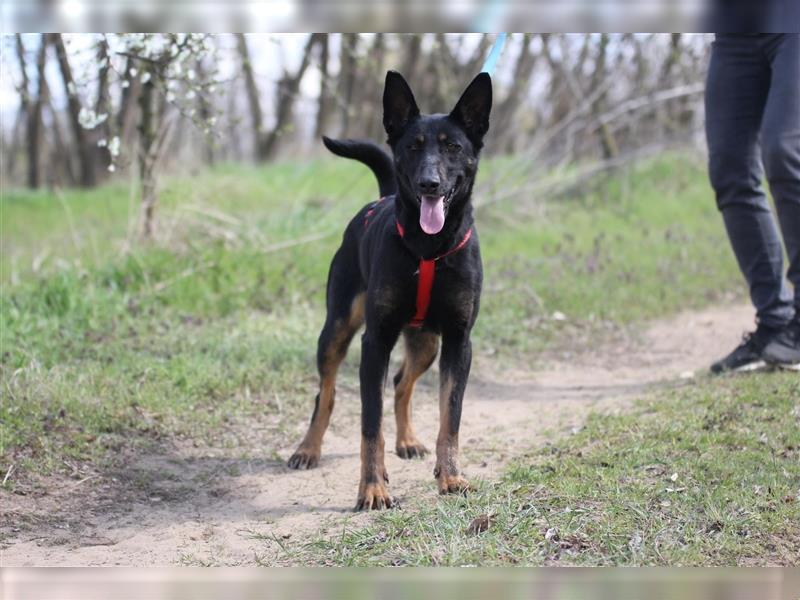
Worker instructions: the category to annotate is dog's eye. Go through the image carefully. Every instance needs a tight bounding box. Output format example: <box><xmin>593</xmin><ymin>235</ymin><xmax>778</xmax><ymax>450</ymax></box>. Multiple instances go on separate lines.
<box><xmin>446</xmin><ymin>142</ymin><xmax>461</xmax><ymax>153</ymax></box>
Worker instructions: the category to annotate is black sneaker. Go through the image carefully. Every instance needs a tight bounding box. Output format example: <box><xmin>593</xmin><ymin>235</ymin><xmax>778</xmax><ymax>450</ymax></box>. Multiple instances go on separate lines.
<box><xmin>762</xmin><ymin>317</ymin><xmax>800</xmax><ymax>371</ymax></box>
<box><xmin>710</xmin><ymin>325</ymin><xmax>779</xmax><ymax>374</ymax></box>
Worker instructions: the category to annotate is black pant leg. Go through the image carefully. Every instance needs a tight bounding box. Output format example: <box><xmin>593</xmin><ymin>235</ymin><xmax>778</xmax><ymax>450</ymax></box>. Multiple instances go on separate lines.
<box><xmin>706</xmin><ymin>34</ymin><xmax>795</xmax><ymax>328</ymax></box>
<box><xmin>762</xmin><ymin>34</ymin><xmax>800</xmax><ymax>313</ymax></box>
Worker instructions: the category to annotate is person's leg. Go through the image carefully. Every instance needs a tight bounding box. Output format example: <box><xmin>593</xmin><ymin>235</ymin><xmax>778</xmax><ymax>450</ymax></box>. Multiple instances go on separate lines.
<box><xmin>761</xmin><ymin>33</ymin><xmax>800</xmax><ymax>369</ymax></box>
<box><xmin>706</xmin><ymin>35</ymin><xmax>794</xmax><ymax>332</ymax></box>
<box><xmin>761</xmin><ymin>33</ymin><xmax>800</xmax><ymax>314</ymax></box>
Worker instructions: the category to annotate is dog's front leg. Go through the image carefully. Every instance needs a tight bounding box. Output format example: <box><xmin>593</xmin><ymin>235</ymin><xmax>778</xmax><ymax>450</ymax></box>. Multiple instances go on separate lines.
<box><xmin>355</xmin><ymin>329</ymin><xmax>395</xmax><ymax>510</ymax></box>
<box><xmin>434</xmin><ymin>329</ymin><xmax>472</xmax><ymax>494</ymax></box>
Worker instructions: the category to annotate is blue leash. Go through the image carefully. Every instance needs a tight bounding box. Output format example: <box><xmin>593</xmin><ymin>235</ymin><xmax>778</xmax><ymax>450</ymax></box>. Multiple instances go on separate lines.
<box><xmin>480</xmin><ymin>33</ymin><xmax>507</xmax><ymax>76</ymax></box>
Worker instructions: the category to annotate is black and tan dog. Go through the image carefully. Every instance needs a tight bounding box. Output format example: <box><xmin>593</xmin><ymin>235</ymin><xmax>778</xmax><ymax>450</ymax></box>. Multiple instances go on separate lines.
<box><xmin>287</xmin><ymin>70</ymin><xmax>491</xmax><ymax>510</ymax></box>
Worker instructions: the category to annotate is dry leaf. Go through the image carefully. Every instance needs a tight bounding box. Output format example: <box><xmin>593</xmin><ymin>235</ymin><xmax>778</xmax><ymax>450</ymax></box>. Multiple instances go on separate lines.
<box><xmin>466</xmin><ymin>514</ymin><xmax>493</xmax><ymax>535</ymax></box>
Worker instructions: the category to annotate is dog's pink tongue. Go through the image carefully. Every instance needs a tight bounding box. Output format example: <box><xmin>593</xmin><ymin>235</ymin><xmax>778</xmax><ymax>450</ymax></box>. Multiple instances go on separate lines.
<box><xmin>419</xmin><ymin>196</ymin><xmax>445</xmax><ymax>234</ymax></box>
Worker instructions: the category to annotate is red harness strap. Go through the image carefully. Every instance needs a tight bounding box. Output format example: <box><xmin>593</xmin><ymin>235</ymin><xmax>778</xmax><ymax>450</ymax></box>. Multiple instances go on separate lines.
<box><xmin>395</xmin><ymin>219</ymin><xmax>473</xmax><ymax>328</ymax></box>
<box><xmin>363</xmin><ymin>196</ymin><xmax>387</xmax><ymax>228</ymax></box>
<box><xmin>363</xmin><ymin>197</ymin><xmax>472</xmax><ymax>329</ymax></box>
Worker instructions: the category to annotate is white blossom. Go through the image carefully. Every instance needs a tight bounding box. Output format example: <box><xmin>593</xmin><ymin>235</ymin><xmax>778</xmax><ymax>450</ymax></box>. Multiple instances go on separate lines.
<box><xmin>121</xmin><ymin>80</ymin><xmax>130</xmax><ymax>89</ymax></box>
<box><xmin>78</xmin><ymin>108</ymin><xmax>108</xmax><ymax>130</ymax></box>
<box><xmin>127</xmin><ymin>33</ymin><xmax>145</xmax><ymax>47</ymax></box>
<box><xmin>143</xmin><ymin>36</ymin><xmax>165</xmax><ymax>57</ymax></box>
<box><xmin>107</xmin><ymin>164</ymin><xmax>116</xmax><ymax>173</ymax></box>
<box><xmin>108</xmin><ymin>136</ymin><xmax>121</xmax><ymax>158</ymax></box>
<box><xmin>140</xmin><ymin>71</ymin><xmax>151</xmax><ymax>84</ymax></box>
<box><xmin>97</xmin><ymin>138</ymin><xmax>107</xmax><ymax>147</ymax></box>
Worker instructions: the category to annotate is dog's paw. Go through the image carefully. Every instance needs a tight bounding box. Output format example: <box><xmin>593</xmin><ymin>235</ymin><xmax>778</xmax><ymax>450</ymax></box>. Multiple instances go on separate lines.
<box><xmin>287</xmin><ymin>448</ymin><xmax>320</xmax><ymax>470</ymax></box>
<box><xmin>396</xmin><ymin>439</ymin><xmax>428</xmax><ymax>460</ymax></box>
<box><xmin>436</xmin><ymin>474</ymin><xmax>471</xmax><ymax>495</ymax></box>
<box><xmin>355</xmin><ymin>482</ymin><xmax>394</xmax><ymax>511</ymax></box>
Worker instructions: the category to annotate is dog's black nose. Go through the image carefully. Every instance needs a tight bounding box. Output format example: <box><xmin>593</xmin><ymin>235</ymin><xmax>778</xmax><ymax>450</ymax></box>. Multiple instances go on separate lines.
<box><xmin>418</xmin><ymin>178</ymin><xmax>441</xmax><ymax>194</ymax></box>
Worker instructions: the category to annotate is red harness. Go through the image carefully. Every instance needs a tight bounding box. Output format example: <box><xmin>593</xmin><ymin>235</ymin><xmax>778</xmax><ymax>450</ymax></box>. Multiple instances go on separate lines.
<box><xmin>395</xmin><ymin>220</ymin><xmax>473</xmax><ymax>328</ymax></box>
<box><xmin>365</xmin><ymin>197</ymin><xmax>473</xmax><ymax>329</ymax></box>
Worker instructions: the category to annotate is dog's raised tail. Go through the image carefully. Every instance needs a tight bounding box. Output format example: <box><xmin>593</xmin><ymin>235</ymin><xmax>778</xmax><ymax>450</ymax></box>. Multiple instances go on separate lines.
<box><xmin>322</xmin><ymin>137</ymin><xmax>397</xmax><ymax>198</ymax></box>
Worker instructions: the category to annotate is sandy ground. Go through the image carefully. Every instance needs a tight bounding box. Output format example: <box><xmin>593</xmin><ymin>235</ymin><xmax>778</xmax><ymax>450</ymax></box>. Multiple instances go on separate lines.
<box><xmin>1</xmin><ymin>304</ymin><xmax>755</xmax><ymax>566</ymax></box>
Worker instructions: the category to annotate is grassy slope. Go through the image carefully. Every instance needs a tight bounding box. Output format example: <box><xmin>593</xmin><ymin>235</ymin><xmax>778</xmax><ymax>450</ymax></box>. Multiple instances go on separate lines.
<box><xmin>2</xmin><ymin>153</ymin><xmax>743</xmax><ymax>479</ymax></box>
<box><xmin>295</xmin><ymin>373</ymin><xmax>800</xmax><ymax>567</ymax></box>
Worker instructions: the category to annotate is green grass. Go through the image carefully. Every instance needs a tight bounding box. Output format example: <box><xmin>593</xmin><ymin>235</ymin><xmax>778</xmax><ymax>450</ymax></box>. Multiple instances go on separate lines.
<box><xmin>294</xmin><ymin>373</ymin><xmax>800</xmax><ymax>566</ymax></box>
<box><xmin>1</xmin><ymin>152</ymin><xmax>743</xmax><ymax>479</ymax></box>
<box><xmin>477</xmin><ymin>157</ymin><xmax>741</xmax><ymax>352</ymax></box>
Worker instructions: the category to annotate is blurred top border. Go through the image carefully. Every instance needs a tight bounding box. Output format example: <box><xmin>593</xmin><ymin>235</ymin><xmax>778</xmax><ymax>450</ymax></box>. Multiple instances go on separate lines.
<box><xmin>3</xmin><ymin>0</ymin><xmax>800</xmax><ymax>33</ymax></box>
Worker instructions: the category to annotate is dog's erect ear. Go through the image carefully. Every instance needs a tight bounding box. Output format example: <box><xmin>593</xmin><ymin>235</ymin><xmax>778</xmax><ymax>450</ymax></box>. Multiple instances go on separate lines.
<box><xmin>449</xmin><ymin>72</ymin><xmax>492</xmax><ymax>148</ymax></box>
<box><xmin>383</xmin><ymin>71</ymin><xmax>420</xmax><ymax>142</ymax></box>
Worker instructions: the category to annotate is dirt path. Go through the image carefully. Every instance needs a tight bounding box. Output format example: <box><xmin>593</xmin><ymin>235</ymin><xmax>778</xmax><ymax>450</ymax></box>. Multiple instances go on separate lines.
<box><xmin>1</xmin><ymin>304</ymin><xmax>754</xmax><ymax>566</ymax></box>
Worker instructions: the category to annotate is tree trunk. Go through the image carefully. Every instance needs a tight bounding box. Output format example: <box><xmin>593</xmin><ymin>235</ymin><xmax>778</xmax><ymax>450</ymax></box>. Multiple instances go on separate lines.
<box><xmin>463</xmin><ymin>34</ymin><xmax>491</xmax><ymax>75</ymax></box>
<box><xmin>337</xmin><ymin>34</ymin><xmax>358</xmax><ymax>138</ymax></box>
<box><xmin>314</xmin><ymin>34</ymin><xmax>332</xmax><ymax>140</ymax></box>
<box><xmin>27</xmin><ymin>35</ymin><xmax>48</xmax><ymax>189</ymax></box>
<box><xmin>365</xmin><ymin>33</ymin><xmax>387</xmax><ymax>140</ymax></box>
<box><xmin>400</xmin><ymin>34</ymin><xmax>423</xmax><ymax>81</ymax></box>
<box><xmin>94</xmin><ymin>36</ymin><xmax>111</xmax><ymax>182</ymax></box>
<box><xmin>429</xmin><ymin>34</ymin><xmax>455</xmax><ymax>113</ymax></box>
<box><xmin>117</xmin><ymin>55</ymin><xmax>142</xmax><ymax>153</ymax></box>
<box><xmin>659</xmin><ymin>34</ymin><xmax>689</xmax><ymax>133</ymax></box>
<box><xmin>261</xmin><ymin>34</ymin><xmax>319</xmax><ymax>160</ymax></box>
<box><xmin>226</xmin><ymin>78</ymin><xmax>242</xmax><ymax>162</ymax></box>
<box><xmin>51</xmin><ymin>33</ymin><xmax>97</xmax><ymax>187</ymax></box>
<box><xmin>492</xmin><ymin>34</ymin><xmax>539</xmax><ymax>152</ymax></box>
<box><xmin>660</xmin><ymin>33</ymin><xmax>683</xmax><ymax>82</ymax></box>
<box><xmin>45</xmin><ymin>97</ymin><xmax>76</xmax><ymax>186</ymax></box>
<box><xmin>138</xmin><ymin>70</ymin><xmax>158</xmax><ymax>239</ymax></box>
<box><xmin>9</xmin><ymin>35</ymin><xmax>31</xmax><ymax>183</ymax></box>
<box><xmin>14</xmin><ymin>34</ymin><xmax>30</xmax><ymax>119</ymax></box>
<box><xmin>195</xmin><ymin>58</ymin><xmax>215</xmax><ymax>165</ymax></box>
<box><xmin>235</xmin><ymin>33</ymin><xmax>265</xmax><ymax>161</ymax></box>
<box><xmin>590</xmin><ymin>34</ymin><xmax>619</xmax><ymax>160</ymax></box>
<box><xmin>540</xmin><ymin>34</ymin><xmax>571</xmax><ymax>127</ymax></box>
<box><xmin>630</xmin><ymin>33</ymin><xmax>650</xmax><ymax>92</ymax></box>
<box><xmin>5</xmin><ymin>108</ymin><xmax>25</xmax><ymax>181</ymax></box>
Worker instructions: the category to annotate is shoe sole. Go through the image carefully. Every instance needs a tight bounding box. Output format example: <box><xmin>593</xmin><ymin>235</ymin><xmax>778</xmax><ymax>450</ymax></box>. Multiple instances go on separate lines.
<box><xmin>767</xmin><ymin>361</ymin><xmax>800</xmax><ymax>372</ymax></box>
<box><xmin>763</xmin><ymin>352</ymin><xmax>800</xmax><ymax>371</ymax></box>
<box><xmin>711</xmin><ymin>361</ymin><xmax>769</xmax><ymax>375</ymax></box>
<box><xmin>730</xmin><ymin>360</ymin><xmax>768</xmax><ymax>373</ymax></box>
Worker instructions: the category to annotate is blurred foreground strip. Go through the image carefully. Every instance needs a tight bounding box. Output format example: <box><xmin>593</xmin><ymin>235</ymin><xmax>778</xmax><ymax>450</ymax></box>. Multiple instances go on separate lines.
<box><xmin>4</xmin><ymin>0</ymin><xmax>712</xmax><ymax>33</ymax></box>
<box><xmin>2</xmin><ymin>567</ymin><xmax>797</xmax><ymax>600</ymax></box>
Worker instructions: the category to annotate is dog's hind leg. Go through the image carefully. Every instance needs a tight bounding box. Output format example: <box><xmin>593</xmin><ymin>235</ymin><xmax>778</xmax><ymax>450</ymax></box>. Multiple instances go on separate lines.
<box><xmin>288</xmin><ymin>248</ymin><xmax>365</xmax><ymax>470</ymax></box>
<box><xmin>393</xmin><ymin>329</ymin><xmax>438</xmax><ymax>459</ymax></box>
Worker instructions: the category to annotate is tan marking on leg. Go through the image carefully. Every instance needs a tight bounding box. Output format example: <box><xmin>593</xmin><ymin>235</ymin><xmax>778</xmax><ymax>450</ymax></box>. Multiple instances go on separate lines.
<box><xmin>288</xmin><ymin>293</ymin><xmax>365</xmax><ymax>470</ymax></box>
<box><xmin>395</xmin><ymin>332</ymin><xmax>438</xmax><ymax>459</ymax></box>
<box><xmin>434</xmin><ymin>375</ymin><xmax>469</xmax><ymax>494</ymax></box>
<box><xmin>356</xmin><ymin>433</ymin><xmax>392</xmax><ymax>510</ymax></box>
<box><xmin>349</xmin><ymin>292</ymin><xmax>366</xmax><ymax>328</ymax></box>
